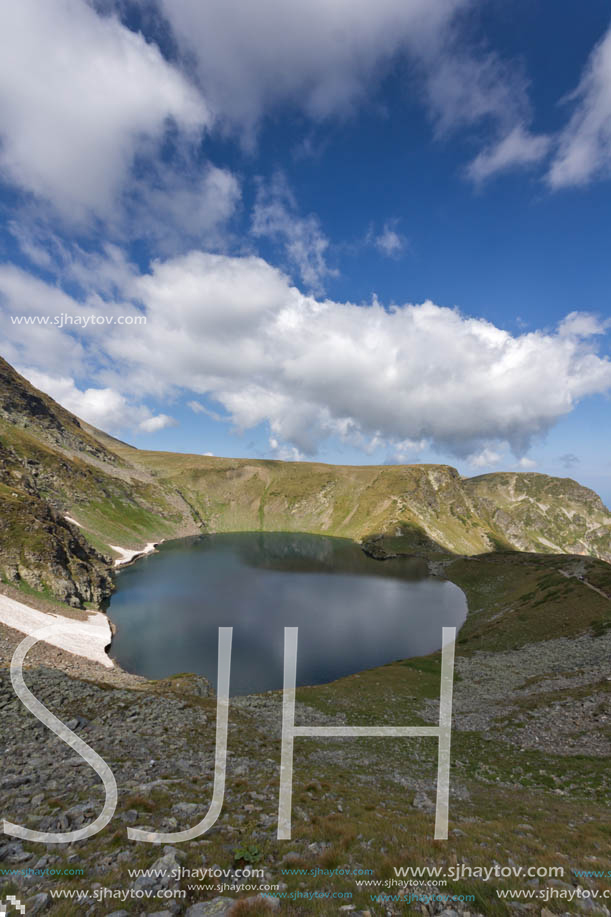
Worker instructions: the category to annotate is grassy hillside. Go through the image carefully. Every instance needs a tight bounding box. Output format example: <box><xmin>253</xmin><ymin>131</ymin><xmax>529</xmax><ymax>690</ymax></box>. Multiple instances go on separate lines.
<box><xmin>120</xmin><ymin>447</ymin><xmax>611</xmax><ymax>561</ymax></box>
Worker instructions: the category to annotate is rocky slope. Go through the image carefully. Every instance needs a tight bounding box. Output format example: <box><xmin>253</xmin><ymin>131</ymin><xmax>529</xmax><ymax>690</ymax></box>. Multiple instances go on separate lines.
<box><xmin>0</xmin><ymin>550</ymin><xmax>609</xmax><ymax>916</ymax></box>
<box><xmin>0</xmin><ymin>358</ymin><xmax>198</xmax><ymax>607</ymax></box>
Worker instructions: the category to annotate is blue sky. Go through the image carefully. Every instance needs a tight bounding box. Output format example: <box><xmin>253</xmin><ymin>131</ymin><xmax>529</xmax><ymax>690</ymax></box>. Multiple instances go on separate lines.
<box><xmin>0</xmin><ymin>0</ymin><xmax>610</xmax><ymax>503</ymax></box>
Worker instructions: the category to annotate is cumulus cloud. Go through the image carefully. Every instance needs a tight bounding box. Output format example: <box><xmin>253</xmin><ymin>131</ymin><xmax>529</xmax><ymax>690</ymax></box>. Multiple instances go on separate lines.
<box><xmin>6</xmin><ymin>252</ymin><xmax>611</xmax><ymax>458</ymax></box>
<box><xmin>468</xmin><ymin>448</ymin><xmax>503</xmax><ymax>469</ymax></box>
<box><xmin>0</xmin><ymin>261</ymin><xmax>146</xmax><ymax>376</ymax></box>
<box><xmin>557</xmin><ymin>310</ymin><xmax>610</xmax><ymax>338</ymax></box>
<box><xmin>0</xmin><ymin>0</ymin><xmax>553</xmax><ymax>237</ymax></box>
<box><xmin>0</xmin><ymin>0</ymin><xmax>208</xmax><ymax>221</ymax></box>
<box><xmin>96</xmin><ymin>252</ymin><xmax>611</xmax><ymax>457</ymax></box>
<box><xmin>138</xmin><ymin>413</ymin><xmax>178</xmax><ymax>433</ymax></box>
<box><xmin>559</xmin><ymin>453</ymin><xmax>580</xmax><ymax>469</ymax></box>
<box><xmin>548</xmin><ymin>25</ymin><xmax>611</xmax><ymax>188</ymax></box>
<box><xmin>518</xmin><ymin>457</ymin><xmax>537</xmax><ymax>469</ymax></box>
<box><xmin>251</xmin><ymin>174</ymin><xmax>336</xmax><ymax>294</ymax></box>
<box><xmin>269</xmin><ymin>437</ymin><xmax>305</xmax><ymax>462</ymax></box>
<box><xmin>18</xmin><ymin>369</ymin><xmax>175</xmax><ymax>434</ymax></box>
<box><xmin>384</xmin><ymin>439</ymin><xmax>428</xmax><ymax>464</ymax></box>
<box><xmin>467</xmin><ymin>124</ymin><xmax>551</xmax><ymax>183</ymax></box>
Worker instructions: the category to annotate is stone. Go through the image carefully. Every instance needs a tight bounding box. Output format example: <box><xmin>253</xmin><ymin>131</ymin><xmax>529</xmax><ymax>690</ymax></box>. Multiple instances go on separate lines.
<box><xmin>412</xmin><ymin>791</ymin><xmax>435</xmax><ymax>811</ymax></box>
<box><xmin>281</xmin><ymin>851</ymin><xmax>303</xmax><ymax>864</ymax></box>
<box><xmin>185</xmin><ymin>900</ymin><xmax>235</xmax><ymax>916</ymax></box>
<box><xmin>25</xmin><ymin>894</ymin><xmax>50</xmax><ymax>915</ymax></box>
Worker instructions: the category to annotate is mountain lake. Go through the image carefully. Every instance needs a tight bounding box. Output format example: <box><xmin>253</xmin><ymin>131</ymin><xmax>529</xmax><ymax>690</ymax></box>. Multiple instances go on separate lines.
<box><xmin>107</xmin><ymin>533</ymin><xmax>467</xmax><ymax>694</ymax></box>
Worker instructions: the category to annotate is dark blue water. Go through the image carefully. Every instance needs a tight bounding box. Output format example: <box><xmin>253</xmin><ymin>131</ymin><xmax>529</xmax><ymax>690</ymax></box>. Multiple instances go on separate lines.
<box><xmin>107</xmin><ymin>533</ymin><xmax>466</xmax><ymax>694</ymax></box>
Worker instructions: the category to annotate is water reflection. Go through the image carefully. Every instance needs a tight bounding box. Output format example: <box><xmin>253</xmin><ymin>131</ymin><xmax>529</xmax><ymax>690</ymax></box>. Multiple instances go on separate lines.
<box><xmin>108</xmin><ymin>533</ymin><xmax>466</xmax><ymax>694</ymax></box>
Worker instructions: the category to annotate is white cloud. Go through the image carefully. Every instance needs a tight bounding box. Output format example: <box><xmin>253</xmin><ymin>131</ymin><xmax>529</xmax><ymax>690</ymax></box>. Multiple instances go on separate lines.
<box><xmin>385</xmin><ymin>438</ymin><xmax>428</xmax><ymax>464</ymax></box>
<box><xmin>108</xmin><ymin>252</ymin><xmax>611</xmax><ymax>457</ymax></box>
<box><xmin>374</xmin><ymin>221</ymin><xmax>406</xmax><ymax>258</ymax></box>
<box><xmin>518</xmin><ymin>457</ymin><xmax>537</xmax><ymax>469</ymax></box>
<box><xmin>557</xmin><ymin>310</ymin><xmax>610</xmax><ymax>338</ymax></box>
<box><xmin>467</xmin><ymin>124</ymin><xmax>550</xmax><ymax>183</ymax></box>
<box><xmin>17</xmin><ymin>369</ymin><xmax>174</xmax><ymax>434</ymax></box>
<box><xmin>548</xmin><ymin>26</ymin><xmax>611</xmax><ymax>188</ymax></box>
<box><xmin>251</xmin><ymin>174</ymin><xmax>336</xmax><ymax>294</ymax></box>
<box><xmin>423</xmin><ymin>45</ymin><xmax>531</xmax><ymax>140</ymax></box>
<box><xmin>269</xmin><ymin>437</ymin><xmax>305</xmax><ymax>462</ymax></box>
<box><xmin>0</xmin><ymin>0</ymin><xmax>549</xmax><ymax>239</ymax></box>
<box><xmin>153</xmin><ymin>0</ymin><xmax>536</xmax><ymax>177</ymax></box>
<box><xmin>0</xmin><ymin>0</ymin><xmax>208</xmax><ymax>221</ymax></box>
<box><xmin>154</xmin><ymin>0</ymin><xmax>468</xmax><ymax>133</ymax></box>
<box><xmin>468</xmin><ymin>448</ymin><xmax>503</xmax><ymax>469</ymax></box>
<box><xmin>187</xmin><ymin>401</ymin><xmax>226</xmax><ymax>421</ymax></box>
<box><xmin>138</xmin><ymin>413</ymin><xmax>178</xmax><ymax>433</ymax></box>
<box><xmin>187</xmin><ymin>400</ymin><xmax>205</xmax><ymax>414</ymax></box>
<box><xmin>128</xmin><ymin>163</ymin><xmax>241</xmax><ymax>252</ymax></box>
<box><xmin>0</xmin><ymin>261</ymin><xmax>149</xmax><ymax>377</ymax></box>
<box><xmin>8</xmin><ymin>252</ymin><xmax>611</xmax><ymax>459</ymax></box>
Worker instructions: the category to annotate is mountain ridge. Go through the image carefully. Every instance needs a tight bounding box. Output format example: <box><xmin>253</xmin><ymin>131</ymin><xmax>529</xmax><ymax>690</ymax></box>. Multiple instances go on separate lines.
<box><xmin>0</xmin><ymin>355</ymin><xmax>609</xmax><ymax>609</ymax></box>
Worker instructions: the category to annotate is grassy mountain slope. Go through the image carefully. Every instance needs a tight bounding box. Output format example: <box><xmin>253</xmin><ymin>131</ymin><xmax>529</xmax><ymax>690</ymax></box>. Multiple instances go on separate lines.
<box><xmin>120</xmin><ymin>448</ymin><xmax>611</xmax><ymax>561</ymax></box>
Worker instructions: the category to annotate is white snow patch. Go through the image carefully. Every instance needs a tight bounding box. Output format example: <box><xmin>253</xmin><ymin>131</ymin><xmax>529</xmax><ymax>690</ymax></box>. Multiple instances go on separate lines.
<box><xmin>110</xmin><ymin>542</ymin><xmax>158</xmax><ymax>567</ymax></box>
<box><xmin>0</xmin><ymin>593</ymin><xmax>113</xmax><ymax>668</ymax></box>
<box><xmin>64</xmin><ymin>515</ymin><xmax>82</xmax><ymax>527</ymax></box>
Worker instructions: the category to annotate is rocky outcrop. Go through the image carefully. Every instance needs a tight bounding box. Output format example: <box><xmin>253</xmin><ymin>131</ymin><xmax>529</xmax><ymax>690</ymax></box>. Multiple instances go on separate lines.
<box><xmin>466</xmin><ymin>472</ymin><xmax>611</xmax><ymax>563</ymax></box>
<box><xmin>0</xmin><ymin>489</ymin><xmax>113</xmax><ymax>607</ymax></box>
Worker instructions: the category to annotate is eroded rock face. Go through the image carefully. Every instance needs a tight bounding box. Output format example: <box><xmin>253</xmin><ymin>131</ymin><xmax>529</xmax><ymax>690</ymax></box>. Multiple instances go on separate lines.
<box><xmin>465</xmin><ymin>472</ymin><xmax>611</xmax><ymax>563</ymax></box>
<box><xmin>0</xmin><ymin>485</ymin><xmax>113</xmax><ymax>608</ymax></box>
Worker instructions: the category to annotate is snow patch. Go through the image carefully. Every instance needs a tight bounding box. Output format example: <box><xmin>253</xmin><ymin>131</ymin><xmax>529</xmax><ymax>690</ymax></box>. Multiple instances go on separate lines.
<box><xmin>64</xmin><ymin>514</ymin><xmax>82</xmax><ymax>527</ymax></box>
<box><xmin>0</xmin><ymin>593</ymin><xmax>113</xmax><ymax>668</ymax></box>
<box><xmin>110</xmin><ymin>542</ymin><xmax>158</xmax><ymax>567</ymax></box>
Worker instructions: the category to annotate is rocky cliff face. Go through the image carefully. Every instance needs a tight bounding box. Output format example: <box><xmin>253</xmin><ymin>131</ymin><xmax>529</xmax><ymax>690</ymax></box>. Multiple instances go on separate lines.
<box><xmin>465</xmin><ymin>472</ymin><xmax>611</xmax><ymax>563</ymax></box>
<box><xmin>0</xmin><ymin>356</ymin><xmax>609</xmax><ymax>608</ymax></box>
<box><xmin>0</xmin><ymin>358</ymin><xmax>195</xmax><ymax>608</ymax></box>
<box><xmin>0</xmin><ymin>435</ymin><xmax>113</xmax><ymax>607</ymax></box>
